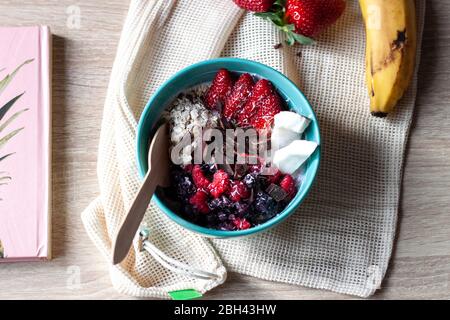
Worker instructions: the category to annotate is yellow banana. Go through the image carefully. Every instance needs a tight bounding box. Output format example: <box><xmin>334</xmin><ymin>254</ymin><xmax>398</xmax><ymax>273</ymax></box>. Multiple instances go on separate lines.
<box><xmin>359</xmin><ymin>0</ymin><xmax>417</xmax><ymax>117</ymax></box>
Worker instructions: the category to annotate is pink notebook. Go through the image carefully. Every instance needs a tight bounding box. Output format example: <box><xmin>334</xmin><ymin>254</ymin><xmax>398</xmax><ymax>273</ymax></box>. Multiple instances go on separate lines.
<box><xmin>0</xmin><ymin>26</ymin><xmax>52</xmax><ymax>261</ymax></box>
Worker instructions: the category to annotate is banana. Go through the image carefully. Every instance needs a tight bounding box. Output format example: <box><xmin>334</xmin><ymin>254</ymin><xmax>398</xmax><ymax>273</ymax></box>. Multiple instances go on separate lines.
<box><xmin>359</xmin><ymin>0</ymin><xmax>417</xmax><ymax>117</ymax></box>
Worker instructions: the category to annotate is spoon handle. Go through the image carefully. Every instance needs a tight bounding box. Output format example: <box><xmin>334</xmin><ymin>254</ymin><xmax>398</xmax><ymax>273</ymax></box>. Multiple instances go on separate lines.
<box><xmin>112</xmin><ymin>170</ymin><xmax>159</xmax><ymax>265</ymax></box>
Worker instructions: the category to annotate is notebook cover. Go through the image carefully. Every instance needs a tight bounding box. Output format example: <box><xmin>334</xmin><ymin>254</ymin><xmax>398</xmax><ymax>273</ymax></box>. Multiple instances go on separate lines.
<box><xmin>0</xmin><ymin>26</ymin><xmax>52</xmax><ymax>262</ymax></box>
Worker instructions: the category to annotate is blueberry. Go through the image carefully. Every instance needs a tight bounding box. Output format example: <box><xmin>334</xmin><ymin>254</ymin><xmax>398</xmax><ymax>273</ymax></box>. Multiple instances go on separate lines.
<box><xmin>255</xmin><ymin>175</ymin><xmax>270</xmax><ymax>191</ymax></box>
<box><xmin>171</xmin><ymin>170</ymin><xmax>183</xmax><ymax>183</ymax></box>
<box><xmin>243</xmin><ymin>173</ymin><xmax>256</xmax><ymax>188</ymax></box>
<box><xmin>218</xmin><ymin>222</ymin><xmax>236</xmax><ymax>231</ymax></box>
<box><xmin>234</xmin><ymin>202</ymin><xmax>250</xmax><ymax>217</ymax></box>
<box><xmin>184</xmin><ymin>205</ymin><xmax>194</xmax><ymax>215</ymax></box>
<box><xmin>253</xmin><ymin>191</ymin><xmax>278</xmax><ymax>223</ymax></box>
<box><xmin>205</xmin><ymin>213</ymin><xmax>217</xmax><ymax>225</ymax></box>
<box><xmin>208</xmin><ymin>196</ymin><xmax>231</xmax><ymax>211</ymax></box>
<box><xmin>184</xmin><ymin>205</ymin><xmax>200</xmax><ymax>222</ymax></box>
<box><xmin>217</xmin><ymin>211</ymin><xmax>228</xmax><ymax>222</ymax></box>
<box><xmin>208</xmin><ymin>199</ymin><xmax>220</xmax><ymax>211</ymax></box>
<box><xmin>171</xmin><ymin>168</ymin><xmax>195</xmax><ymax>199</ymax></box>
<box><xmin>177</xmin><ymin>176</ymin><xmax>195</xmax><ymax>198</ymax></box>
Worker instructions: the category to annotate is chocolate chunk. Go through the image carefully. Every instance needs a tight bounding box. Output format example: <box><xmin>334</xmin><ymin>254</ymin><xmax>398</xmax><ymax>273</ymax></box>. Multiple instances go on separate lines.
<box><xmin>266</xmin><ymin>183</ymin><xmax>288</xmax><ymax>202</ymax></box>
<box><xmin>274</xmin><ymin>43</ymin><xmax>283</xmax><ymax>49</ymax></box>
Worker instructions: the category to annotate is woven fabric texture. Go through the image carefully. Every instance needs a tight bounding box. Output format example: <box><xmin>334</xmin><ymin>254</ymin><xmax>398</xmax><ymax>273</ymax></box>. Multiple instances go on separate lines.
<box><xmin>82</xmin><ymin>0</ymin><xmax>425</xmax><ymax>298</ymax></box>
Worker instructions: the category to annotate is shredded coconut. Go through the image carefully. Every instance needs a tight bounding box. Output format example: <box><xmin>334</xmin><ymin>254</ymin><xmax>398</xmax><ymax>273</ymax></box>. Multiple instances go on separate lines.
<box><xmin>164</xmin><ymin>85</ymin><xmax>219</xmax><ymax>163</ymax></box>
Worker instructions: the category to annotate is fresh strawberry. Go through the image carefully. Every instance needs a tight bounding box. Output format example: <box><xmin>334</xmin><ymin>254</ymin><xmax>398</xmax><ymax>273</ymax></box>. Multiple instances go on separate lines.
<box><xmin>204</xmin><ymin>69</ymin><xmax>234</xmax><ymax>110</ymax></box>
<box><xmin>237</xmin><ymin>79</ymin><xmax>281</xmax><ymax>130</ymax></box>
<box><xmin>285</xmin><ymin>0</ymin><xmax>346</xmax><ymax>38</ymax></box>
<box><xmin>208</xmin><ymin>169</ymin><xmax>231</xmax><ymax>198</ymax></box>
<box><xmin>237</xmin><ymin>79</ymin><xmax>272</xmax><ymax>127</ymax></box>
<box><xmin>228</xmin><ymin>180</ymin><xmax>250</xmax><ymax>202</ymax></box>
<box><xmin>189</xmin><ymin>190</ymin><xmax>210</xmax><ymax>214</ymax></box>
<box><xmin>251</xmin><ymin>92</ymin><xmax>282</xmax><ymax>130</ymax></box>
<box><xmin>192</xmin><ymin>165</ymin><xmax>211</xmax><ymax>189</ymax></box>
<box><xmin>279</xmin><ymin>174</ymin><xmax>297</xmax><ymax>198</ymax></box>
<box><xmin>254</xmin><ymin>0</ymin><xmax>345</xmax><ymax>45</ymax></box>
<box><xmin>232</xmin><ymin>217</ymin><xmax>251</xmax><ymax>230</ymax></box>
<box><xmin>223</xmin><ymin>73</ymin><xmax>254</xmax><ymax>121</ymax></box>
<box><xmin>233</xmin><ymin>0</ymin><xmax>275</xmax><ymax>12</ymax></box>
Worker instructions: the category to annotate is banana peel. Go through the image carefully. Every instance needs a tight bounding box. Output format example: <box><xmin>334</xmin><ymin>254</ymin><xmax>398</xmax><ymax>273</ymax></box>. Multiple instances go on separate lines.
<box><xmin>359</xmin><ymin>0</ymin><xmax>417</xmax><ymax>117</ymax></box>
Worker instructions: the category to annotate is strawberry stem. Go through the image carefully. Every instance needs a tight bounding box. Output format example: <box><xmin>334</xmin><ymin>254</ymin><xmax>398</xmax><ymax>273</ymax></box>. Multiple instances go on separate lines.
<box><xmin>254</xmin><ymin>1</ymin><xmax>315</xmax><ymax>46</ymax></box>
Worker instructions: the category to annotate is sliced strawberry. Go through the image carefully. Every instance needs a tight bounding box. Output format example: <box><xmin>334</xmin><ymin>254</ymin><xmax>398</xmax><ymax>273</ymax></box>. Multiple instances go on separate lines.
<box><xmin>236</xmin><ymin>79</ymin><xmax>282</xmax><ymax>130</ymax></box>
<box><xmin>251</xmin><ymin>93</ymin><xmax>282</xmax><ymax>130</ymax></box>
<box><xmin>223</xmin><ymin>73</ymin><xmax>254</xmax><ymax>121</ymax></box>
<box><xmin>236</xmin><ymin>79</ymin><xmax>272</xmax><ymax>127</ymax></box>
<box><xmin>204</xmin><ymin>69</ymin><xmax>234</xmax><ymax>110</ymax></box>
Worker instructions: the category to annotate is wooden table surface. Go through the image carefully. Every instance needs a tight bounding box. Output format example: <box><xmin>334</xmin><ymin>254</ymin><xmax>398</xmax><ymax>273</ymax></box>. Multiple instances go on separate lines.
<box><xmin>0</xmin><ymin>0</ymin><xmax>449</xmax><ymax>300</ymax></box>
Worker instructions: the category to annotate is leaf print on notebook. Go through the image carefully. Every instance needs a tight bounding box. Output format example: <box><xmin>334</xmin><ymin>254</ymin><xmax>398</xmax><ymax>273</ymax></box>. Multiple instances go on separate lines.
<box><xmin>0</xmin><ymin>59</ymin><xmax>33</xmax><ymax>201</ymax></box>
<box><xmin>0</xmin><ymin>59</ymin><xmax>33</xmax><ymax>96</ymax></box>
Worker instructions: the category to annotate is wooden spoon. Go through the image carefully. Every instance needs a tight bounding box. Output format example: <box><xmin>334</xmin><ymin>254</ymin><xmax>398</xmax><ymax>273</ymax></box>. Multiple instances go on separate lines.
<box><xmin>112</xmin><ymin>123</ymin><xmax>171</xmax><ymax>265</ymax></box>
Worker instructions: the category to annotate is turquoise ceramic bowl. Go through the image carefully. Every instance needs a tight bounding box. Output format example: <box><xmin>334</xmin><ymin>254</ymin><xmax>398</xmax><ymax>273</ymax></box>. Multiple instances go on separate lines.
<box><xmin>136</xmin><ymin>58</ymin><xmax>320</xmax><ymax>238</ymax></box>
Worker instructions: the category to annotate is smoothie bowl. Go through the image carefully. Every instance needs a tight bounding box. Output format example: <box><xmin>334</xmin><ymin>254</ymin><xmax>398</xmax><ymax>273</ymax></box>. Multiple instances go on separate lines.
<box><xmin>136</xmin><ymin>58</ymin><xmax>320</xmax><ymax>238</ymax></box>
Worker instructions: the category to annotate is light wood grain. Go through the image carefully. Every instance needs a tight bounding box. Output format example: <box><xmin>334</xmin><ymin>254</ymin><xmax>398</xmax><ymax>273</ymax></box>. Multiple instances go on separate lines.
<box><xmin>0</xmin><ymin>0</ymin><xmax>449</xmax><ymax>300</ymax></box>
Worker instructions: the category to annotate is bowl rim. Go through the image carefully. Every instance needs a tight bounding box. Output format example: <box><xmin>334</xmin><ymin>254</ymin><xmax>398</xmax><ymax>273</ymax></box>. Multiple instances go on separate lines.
<box><xmin>136</xmin><ymin>57</ymin><xmax>321</xmax><ymax>238</ymax></box>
